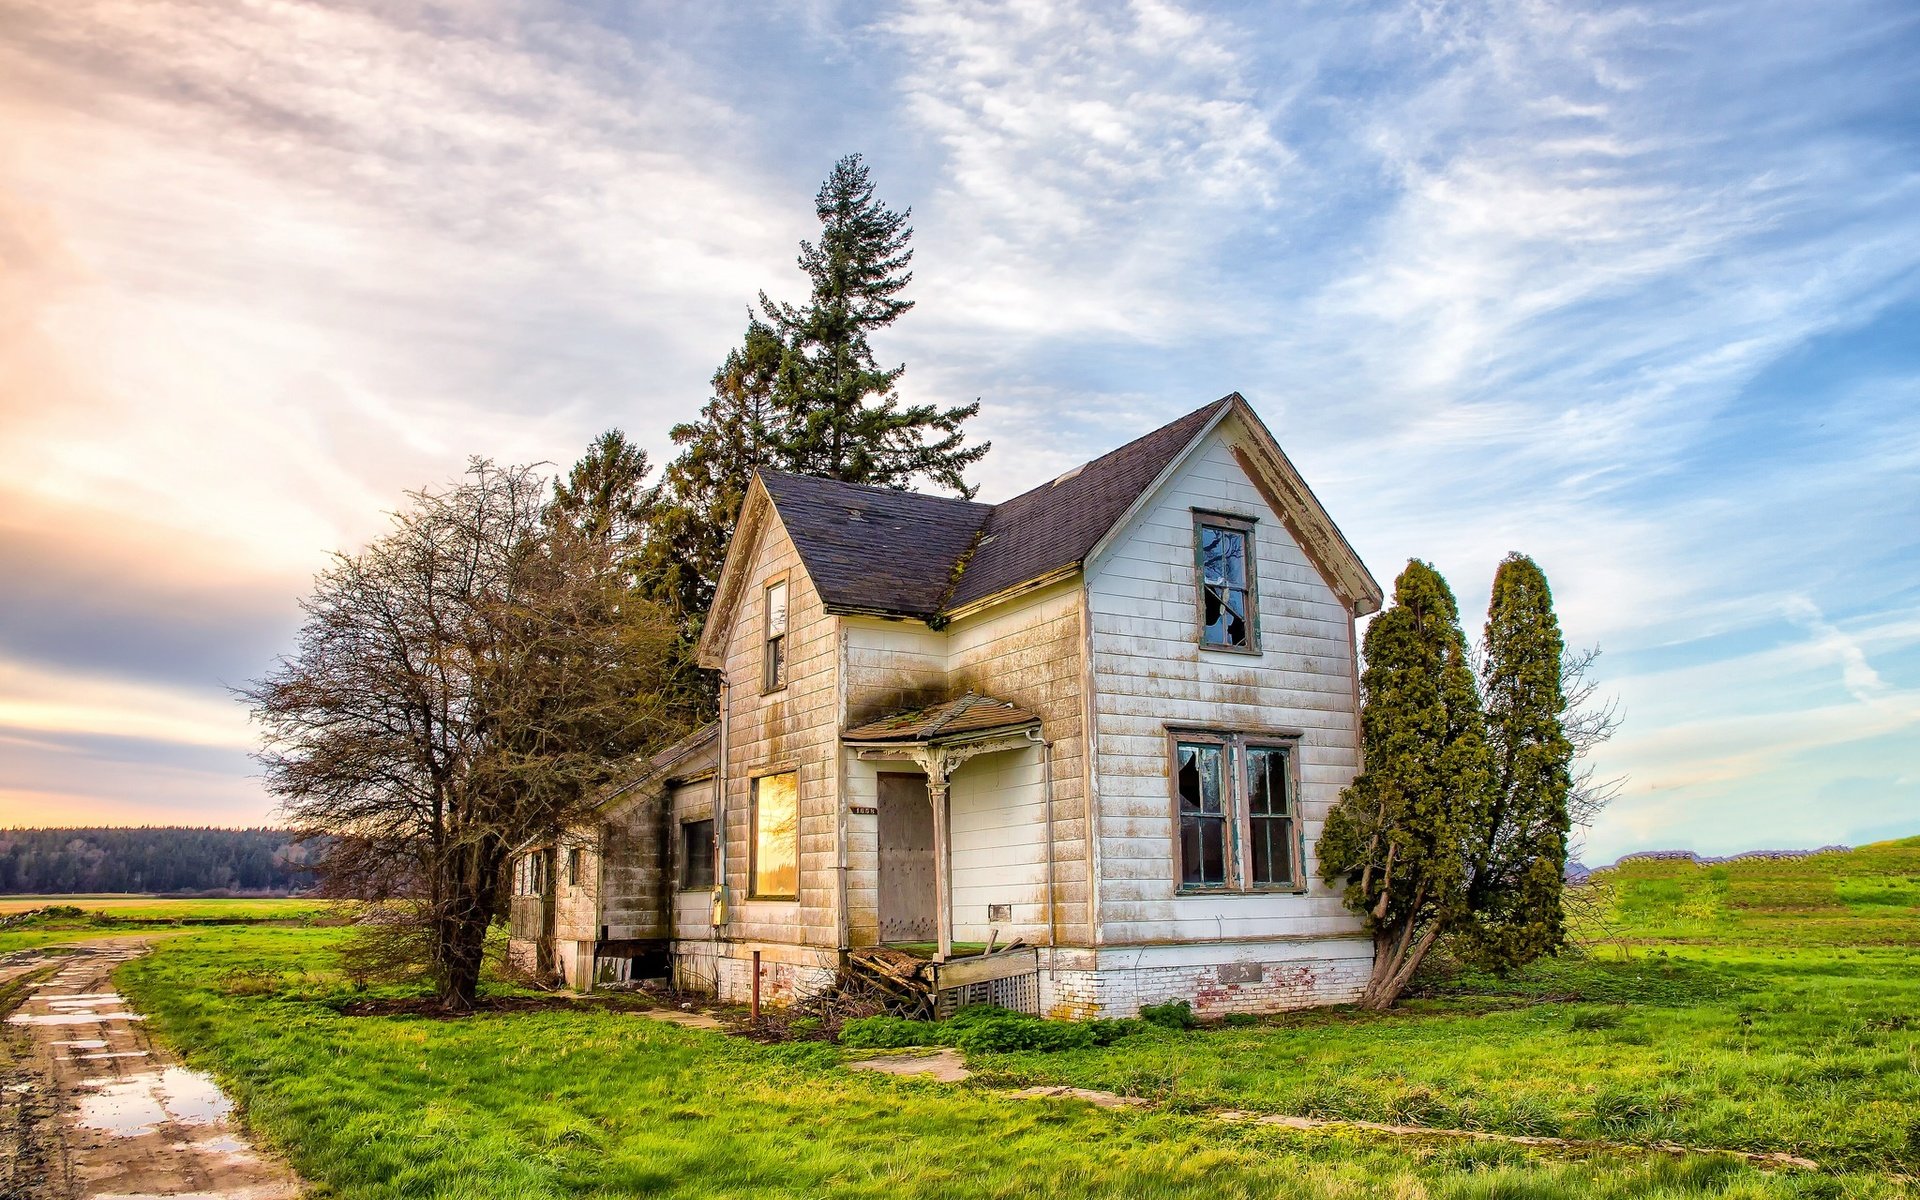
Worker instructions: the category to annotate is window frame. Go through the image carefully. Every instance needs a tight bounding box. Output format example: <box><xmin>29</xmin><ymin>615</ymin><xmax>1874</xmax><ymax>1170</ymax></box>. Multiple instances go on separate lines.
<box><xmin>748</xmin><ymin>767</ymin><xmax>800</xmax><ymax>901</ymax></box>
<box><xmin>762</xmin><ymin>574</ymin><xmax>790</xmax><ymax>694</ymax></box>
<box><xmin>678</xmin><ymin>817</ymin><xmax>716</xmax><ymax>892</ymax></box>
<box><xmin>1172</xmin><ymin>733</ymin><xmax>1235</xmax><ymax>891</ymax></box>
<box><xmin>565</xmin><ymin>846</ymin><xmax>584</xmax><ymax>888</ymax></box>
<box><xmin>1167</xmin><ymin>728</ymin><xmax>1306</xmax><ymax>896</ymax></box>
<box><xmin>1192</xmin><ymin>510</ymin><xmax>1261</xmax><ymax>654</ymax></box>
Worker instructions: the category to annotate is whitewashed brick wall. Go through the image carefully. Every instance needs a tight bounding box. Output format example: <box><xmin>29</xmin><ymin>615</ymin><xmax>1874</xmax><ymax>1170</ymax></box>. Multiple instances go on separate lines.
<box><xmin>1040</xmin><ymin>940</ymin><xmax>1371</xmax><ymax>1018</ymax></box>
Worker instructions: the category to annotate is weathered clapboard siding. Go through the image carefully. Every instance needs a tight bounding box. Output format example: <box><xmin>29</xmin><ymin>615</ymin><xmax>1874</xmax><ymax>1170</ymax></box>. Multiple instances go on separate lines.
<box><xmin>1084</xmin><ymin>415</ymin><xmax>1367</xmax><ymax>946</ymax></box>
<box><xmin>718</xmin><ymin>506</ymin><xmax>842</xmax><ymax>951</ymax></box>
<box><xmin>944</xmin><ymin>579</ymin><xmax>1089</xmax><ymax>947</ymax></box>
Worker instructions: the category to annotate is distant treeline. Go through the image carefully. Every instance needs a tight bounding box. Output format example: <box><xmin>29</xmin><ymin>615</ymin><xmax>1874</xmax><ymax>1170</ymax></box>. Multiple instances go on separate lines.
<box><xmin>0</xmin><ymin>827</ymin><xmax>318</xmax><ymax>895</ymax></box>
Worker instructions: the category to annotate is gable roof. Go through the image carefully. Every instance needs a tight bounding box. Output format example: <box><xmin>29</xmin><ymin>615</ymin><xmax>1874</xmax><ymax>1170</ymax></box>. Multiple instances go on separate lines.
<box><xmin>758</xmin><ymin>471</ymin><xmax>987</xmax><ymax>619</ymax></box>
<box><xmin>697</xmin><ymin>393</ymin><xmax>1379</xmax><ymax>665</ymax></box>
<box><xmin>947</xmin><ymin>397</ymin><xmax>1231</xmax><ymax>610</ymax></box>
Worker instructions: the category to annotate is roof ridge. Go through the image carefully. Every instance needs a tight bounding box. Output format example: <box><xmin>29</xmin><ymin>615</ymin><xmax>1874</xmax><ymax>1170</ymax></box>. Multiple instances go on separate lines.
<box><xmin>760</xmin><ymin>468</ymin><xmax>991</xmax><ymax>510</ymax></box>
<box><xmin>980</xmin><ymin>396</ymin><xmax>1234</xmax><ymax>521</ymax></box>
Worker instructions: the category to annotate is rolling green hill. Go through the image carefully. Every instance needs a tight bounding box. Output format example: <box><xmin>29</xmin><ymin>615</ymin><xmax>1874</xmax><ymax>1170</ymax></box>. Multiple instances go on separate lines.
<box><xmin>1585</xmin><ymin>836</ymin><xmax>1920</xmax><ymax>946</ymax></box>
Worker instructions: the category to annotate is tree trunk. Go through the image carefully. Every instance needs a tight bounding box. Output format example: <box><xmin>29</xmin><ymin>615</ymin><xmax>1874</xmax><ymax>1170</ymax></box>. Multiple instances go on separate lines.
<box><xmin>1357</xmin><ymin>917</ymin><xmax>1445</xmax><ymax>1010</ymax></box>
<box><xmin>436</xmin><ymin>903</ymin><xmax>490</xmax><ymax>1013</ymax></box>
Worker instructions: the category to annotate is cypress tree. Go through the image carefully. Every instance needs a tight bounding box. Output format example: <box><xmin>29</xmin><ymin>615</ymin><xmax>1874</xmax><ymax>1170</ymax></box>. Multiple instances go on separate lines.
<box><xmin>1462</xmin><ymin>553</ymin><xmax>1574</xmax><ymax>966</ymax></box>
<box><xmin>1318</xmin><ymin>560</ymin><xmax>1495</xmax><ymax>1009</ymax></box>
<box><xmin>762</xmin><ymin>153</ymin><xmax>988</xmax><ymax>495</ymax></box>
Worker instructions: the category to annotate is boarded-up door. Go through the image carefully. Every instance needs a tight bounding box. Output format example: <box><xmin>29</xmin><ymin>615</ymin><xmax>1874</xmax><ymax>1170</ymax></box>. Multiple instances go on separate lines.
<box><xmin>878</xmin><ymin>773</ymin><xmax>936</xmax><ymax>944</ymax></box>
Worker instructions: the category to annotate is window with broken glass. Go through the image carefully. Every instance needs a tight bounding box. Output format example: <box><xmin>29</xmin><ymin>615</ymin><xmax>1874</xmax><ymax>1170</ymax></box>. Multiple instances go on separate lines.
<box><xmin>1173</xmin><ymin>733</ymin><xmax>1301</xmax><ymax>892</ymax></box>
<box><xmin>1195</xmin><ymin>513</ymin><xmax>1258</xmax><ymax>650</ymax></box>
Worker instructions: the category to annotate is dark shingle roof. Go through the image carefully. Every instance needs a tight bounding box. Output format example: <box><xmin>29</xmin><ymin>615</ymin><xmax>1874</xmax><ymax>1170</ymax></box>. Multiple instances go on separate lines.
<box><xmin>760</xmin><ymin>396</ymin><xmax>1233</xmax><ymax>620</ymax></box>
<box><xmin>946</xmin><ymin>398</ymin><xmax>1231</xmax><ymax>609</ymax></box>
<box><xmin>844</xmin><ymin>692</ymin><xmax>1041</xmax><ymax>743</ymax></box>
<box><xmin>759</xmin><ymin>471</ymin><xmax>987</xmax><ymax>618</ymax></box>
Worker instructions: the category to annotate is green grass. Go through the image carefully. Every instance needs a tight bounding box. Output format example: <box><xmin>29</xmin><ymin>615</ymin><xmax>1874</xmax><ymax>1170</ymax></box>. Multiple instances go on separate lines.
<box><xmin>0</xmin><ymin>894</ymin><xmax>327</xmax><ymax>920</ymax></box>
<box><xmin>64</xmin><ymin>840</ymin><xmax>1920</xmax><ymax>1198</ymax></box>
<box><xmin>0</xmin><ymin>895</ymin><xmax>329</xmax><ymax>955</ymax></box>
<box><xmin>121</xmin><ymin>926</ymin><xmax>1914</xmax><ymax>1200</ymax></box>
<box><xmin>976</xmin><ymin>838</ymin><xmax>1920</xmax><ymax>1174</ymax></box>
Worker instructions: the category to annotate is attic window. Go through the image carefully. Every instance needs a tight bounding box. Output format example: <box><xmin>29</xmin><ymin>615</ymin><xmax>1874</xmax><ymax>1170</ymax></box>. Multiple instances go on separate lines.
<box><xmin>1051</xmin><ymin>464</ymin><xmax>1085</xmax><ymax>486</ymax></box>
<box><xmin>1195</xmin><ymin>512</ymin><xmax>1259</xmax><ymax>652</ymax></box>
<box><xmin>763</xmin><ymin>577</ymin><xmax>789</xmax><ymax>692</ymax></box>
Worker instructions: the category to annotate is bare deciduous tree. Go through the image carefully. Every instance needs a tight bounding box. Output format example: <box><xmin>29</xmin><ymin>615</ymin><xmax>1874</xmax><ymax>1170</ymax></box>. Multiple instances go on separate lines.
<box><xmin>245</xmin><ymin>460</ymin><xmax>690</xmax><ymax>1011</ymax></box>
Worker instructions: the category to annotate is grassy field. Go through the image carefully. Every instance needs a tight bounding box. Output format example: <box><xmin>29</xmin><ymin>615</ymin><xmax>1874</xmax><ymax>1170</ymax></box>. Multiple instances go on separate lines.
<box><xmin>0</xmin><ymin>895</ymin><xmax>326</xmax><ymax>955</ymax></box>
<box><xmin>0</xmin><ymin>894</ymin><xmax>326</xmax><ymax>919</ymax></box>
<box><xmin>973</xmin><ymin>838</ymin><xmax>1920</xmax><ymax>1171</ymax></box>
<box><xmin>13</xmin><ymin>839</ymin><xmax>1915</xmax><ymax>1198</ymax></box>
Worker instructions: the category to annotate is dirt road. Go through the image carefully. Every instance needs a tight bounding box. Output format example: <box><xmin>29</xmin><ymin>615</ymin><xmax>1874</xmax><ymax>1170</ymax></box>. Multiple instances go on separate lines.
<box><xmin>1</xmin><ymin>938</ymin><xmax>305</xmax><ymax>1199</ymax></box>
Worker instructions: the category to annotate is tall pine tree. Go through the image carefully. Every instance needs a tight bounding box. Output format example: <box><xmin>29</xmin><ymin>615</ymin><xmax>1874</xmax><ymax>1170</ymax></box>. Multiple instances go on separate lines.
<box><xmin>1318</xmin><ymin>560</ymin><xmax>1495</xmax><ymax>1009</ymax></box>
<box><xmin>644</xmin><ymin>154</ymin><xmax>989</xmax><ymax>634</ymax></box>
<box><xmin>641</xmin><ymin>318</ymin><xmax>788</xmax><ymax>624</ymax></box>
<box><xmin>1461</xmin><ymin>553</ymin><xmax>1573</xmax><ymax>966</ymax></box>
<box><xmin>550</xmin><ymin>428</ymin><xmax>653</xmax><ymax>547</ymax></box>
<box><xmin>761</xmin><ymin>153</ymin><xmax>988</xmax><ymax>495</ymax></box>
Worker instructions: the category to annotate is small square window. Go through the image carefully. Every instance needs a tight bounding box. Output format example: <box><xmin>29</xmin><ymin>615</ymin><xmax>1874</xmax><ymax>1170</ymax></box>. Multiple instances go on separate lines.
<box><xmin>1171</xmin><ymin>733</ymin><xmax>1303</xmax><ymax>894</ymax></box>
<box><xmin>679</xmin><ymin>819</ymin><xmax>716</xmax><ymax>891</ymax></box>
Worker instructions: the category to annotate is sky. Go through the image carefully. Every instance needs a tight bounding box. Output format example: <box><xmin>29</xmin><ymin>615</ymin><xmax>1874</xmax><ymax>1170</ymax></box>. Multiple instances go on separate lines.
<box><xmin>0</xmin><ymin>0</ymin><xmax>1915</xmax><ymax>864</ymax></box>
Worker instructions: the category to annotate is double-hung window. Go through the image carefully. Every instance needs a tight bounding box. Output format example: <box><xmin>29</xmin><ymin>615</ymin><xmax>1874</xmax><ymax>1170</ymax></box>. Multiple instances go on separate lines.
<box><xmin>1195</xmin><ymin>513</ymin><xmax>1258</xmax><ymax>651</ymax></box>
<box><xmin>763</xmin><ymin>578</ymin><xmax>789</xmax><ymax>692</ymax></box>
<box><xmin>1173</xmin><ymin>732</ymin><xmax>1301</xmax><ymax>892</ymax></box>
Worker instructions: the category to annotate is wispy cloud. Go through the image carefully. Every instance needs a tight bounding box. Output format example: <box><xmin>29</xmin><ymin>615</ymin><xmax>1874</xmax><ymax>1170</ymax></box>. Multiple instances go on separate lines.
<box><xmin>0</xmin><ymin>0</ymin><xmax>1915</xmax><ymax>851</ymax></box>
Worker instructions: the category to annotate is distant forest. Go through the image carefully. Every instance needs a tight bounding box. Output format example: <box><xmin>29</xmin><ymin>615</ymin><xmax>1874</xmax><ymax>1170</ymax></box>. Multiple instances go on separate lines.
<box><xmin>0</xmin><ymin>827</ymin><xmax>317</xmax><ymax>895</ymax></box>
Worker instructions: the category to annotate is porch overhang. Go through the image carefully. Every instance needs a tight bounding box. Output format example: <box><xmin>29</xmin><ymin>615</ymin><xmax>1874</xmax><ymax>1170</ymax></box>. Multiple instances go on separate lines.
<box><xmin>843</xmin><ymin>692</ymin><xmax>1041</xmax><ymax>963</ymax></box>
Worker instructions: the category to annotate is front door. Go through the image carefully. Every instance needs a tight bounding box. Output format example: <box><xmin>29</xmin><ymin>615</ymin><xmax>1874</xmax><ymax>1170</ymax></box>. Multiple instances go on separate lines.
<box><xmin>877</xmin><ymin>772</ymin><xmax>936</xmax><ymax>944</ymax></box>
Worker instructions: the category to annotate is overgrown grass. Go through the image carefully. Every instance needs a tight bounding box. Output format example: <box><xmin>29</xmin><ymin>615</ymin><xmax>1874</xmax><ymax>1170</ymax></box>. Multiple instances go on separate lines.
<box><xmin>122</xmin><ymin>926</ymin><xmax>1914</xmax><ymax>1200</ymax></box>
<box><xmin>976</xmin><ymin>838</ymin><xmax>1920</xmax><ymax>1172</ymax></box>
<box><xmin>59</xmin><ymin>839</ymin><xmax>1920</xmax><ymax>1197</ymax></box>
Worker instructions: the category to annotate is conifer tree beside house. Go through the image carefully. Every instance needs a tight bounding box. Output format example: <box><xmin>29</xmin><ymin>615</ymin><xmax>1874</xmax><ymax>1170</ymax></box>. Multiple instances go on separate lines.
<box><xmin>1462</xmin><ymin>553</ymin><xmax>1575</xmax><ymax>966</ymax></box>
<box><xmin>550</xmin><ymin>428</ymin><xmax>654</xmax><ymax>549</ymax></box>
<box><xmin>762</xmin><ymin>152</ymin><xmax>987</xmax><ymax>495</ymax></box>
<box><xmin>1318</xmin><ymin>559</ymin><xmax>1496</xmax><ymax>1009</ymax></box>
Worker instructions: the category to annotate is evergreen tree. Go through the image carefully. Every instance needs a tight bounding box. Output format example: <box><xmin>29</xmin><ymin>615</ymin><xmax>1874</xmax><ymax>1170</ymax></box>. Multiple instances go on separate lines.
<box><xmin>643</xmin><ymin>154</ymin><xmax>989</xmax><ymax>640</ymax></box>
<box><xmin>1318</xmin><ymin>560</ymin><xmax>1495</xmax><ymax>1009</ymax></box>
<box><xmin>1461</xmin><ymin>553</ymin><xmax>1574</xmax><ymax>965</ymax></box>
<box><xmin>761</xmin><ymin>153</ymin><xmax>988</xmax><ymax>495</ymax></box>
<box><xmin>641</xmin><ymin>318</ymin><xmax>788</xmax><ymax>624</ymax></box>
<box><xmin>550</xmin><ymin>429</ymin><xmax>653</xmax><ymax>547</ymax></box>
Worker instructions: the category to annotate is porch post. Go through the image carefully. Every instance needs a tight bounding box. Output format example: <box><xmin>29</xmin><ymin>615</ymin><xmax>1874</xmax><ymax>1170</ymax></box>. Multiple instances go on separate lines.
<box><xmin>927</xmin><ymin>763</ymin><xmax>953</xmax><ymax>963</ymax></box>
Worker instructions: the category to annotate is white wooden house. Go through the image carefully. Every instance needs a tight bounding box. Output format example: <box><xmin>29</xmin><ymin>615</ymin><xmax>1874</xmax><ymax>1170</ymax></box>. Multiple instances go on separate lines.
<box><xmin>508</xmin><ymin>394</ymin><xmax>1384</xmax><ymax>1017</ymax></box>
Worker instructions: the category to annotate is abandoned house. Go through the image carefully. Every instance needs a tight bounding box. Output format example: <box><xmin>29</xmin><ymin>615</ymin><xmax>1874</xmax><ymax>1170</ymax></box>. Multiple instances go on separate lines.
<box><xmin>507</xmin><ymin>393</ymin><xmax>1386</xmax><ymax>1018</ymax></box>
